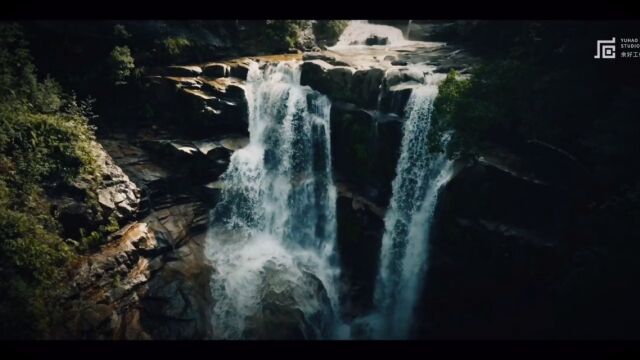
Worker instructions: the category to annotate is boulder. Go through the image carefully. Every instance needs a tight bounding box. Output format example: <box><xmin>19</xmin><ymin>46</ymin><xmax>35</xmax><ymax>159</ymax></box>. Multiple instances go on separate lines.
<box><xmin>351</xmin><ymin>68</ymin><xmax>385</xmax><ymax>109</ymax></box>
<box><xmin>228</xmin><ymin>58</ymin><xmax>254</xmax><ymax>80</ymax></box>
<box><xmin>300</xmin><ymin>59</ymin><xmax>333</xmax><ymax>94</ymax></box>
<box><xmin>202</xmin><ymin>63</ymin><xmax>230</xmax><ymax>78</ymax></box>
<box><xmin>365</xmin><ymin>35</ymin><xmax>389</xmax><ymax>46</ymax></box>
<box><xmin>330</xmin><ymin>102</ymin><xmax>403</xmax><ymax>203</ymax></box>
<box><xmin>140</xmin><ymin>139</ymin><xmax>235</xmax><ymax>186</ymax></box>
<box><xmin>175</xmin><ymin>87</ymin><xmax>249</xmax><ymax>135</ymax></box>
<box><xmin>379</xmin><ymin>82</ymin><xmax>421</xmax><ymax>116</ymax></box>
<box><xmin>49</xmin><ymin>142</ymin><xmax>140</xmax><ymax>238</ymax></box>
<box><xmin>93</xmin><ymin>142</ymin><xmax>141</xmax><ymax>220</ymax></box>
<box><xmin>326</xmin><ymin>66</ymin><xmax>355</xmax><ymax>99</ymax></box>
<box><xmin>300</xmin><ymin>60</ymin><xmax>356</xmax><ymax>103</ymax></box>
<box><xmin>242</xmin><ymin>264</ymin><xmax>333</xmax><ymax>340</ymax></box>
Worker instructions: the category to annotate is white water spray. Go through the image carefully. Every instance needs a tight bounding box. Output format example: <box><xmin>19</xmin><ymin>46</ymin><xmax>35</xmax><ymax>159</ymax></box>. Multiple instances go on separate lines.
<box><xmin>332</xmin><ymin>20</ymin><xmax>409</xmax><ymax>48</ymax></box>
<box><xmin>206</xmin><ymin>61</ymin><xmax>341</xmax><ymax>339</ymax></box>
<box><xmin>364</xmin><ymin>78</ymin><xmax>453</xmax><ymax>339</ymax></box>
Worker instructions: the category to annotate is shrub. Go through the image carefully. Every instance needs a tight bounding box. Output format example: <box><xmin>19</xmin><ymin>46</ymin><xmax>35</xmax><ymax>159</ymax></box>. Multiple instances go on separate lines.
<box><xmin>312</xmin><ymin>20</ymin><xmax>348</xmax><ymax>46</ymax></box>
<box><xmin>161</xmin><ymin>36</ymin><xmax>191</xmax><ymax>57</ymax></box>
<box><xmin>108</xmin><ymin>45</ymin><xmax>135</xmax><ymax>83</ymax></box>
<box><xmin>0</xmin><ymin>23</ymin><xmax>102</xmax><ymax>338</ymax></box>
<box><xmin>262</xmin><ymin>20</ymin><xmax>310</xmax><ymax>52</ymax></box>
<box><xmin>113</xmin><ymin>24</ymin><xmax>131</xmax><ymax>41</ymax></box>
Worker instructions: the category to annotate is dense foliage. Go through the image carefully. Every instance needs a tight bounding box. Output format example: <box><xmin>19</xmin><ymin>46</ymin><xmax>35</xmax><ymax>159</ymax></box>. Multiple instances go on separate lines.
<box><xmin>431</xmin><ymin>21</ymin><xmax>640</xmax><ymax>336</ymax></box>
<box><xmin>0</xmin><ymin>23</ymin><xmax>102</xmax><ymax>338</ymax></box>
<box><xmin>434</xmin><ymin>21</ymin><xmax>640</xmax><ymax>185</ymax></box>
<box><xmin>108</xmin><ymin>45</ymin><xmax>135</xmax><ymax>83</ymax></box>
<box><xmin>313</xmin><ymin>20</ymin><xmax>349</xmax><ymax>46</ymax></box>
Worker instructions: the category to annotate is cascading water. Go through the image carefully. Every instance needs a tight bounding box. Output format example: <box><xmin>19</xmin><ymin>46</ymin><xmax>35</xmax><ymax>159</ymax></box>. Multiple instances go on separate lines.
<box><xmin>205</xmin><ymin>61</ymin><xmax>342</xmax><ymax>339</ymax></box>
<box><xmin>359</xmin><ymin>77</ymin><xmax>454</xmax><ymax>339</ymax></box>
<box><xmin>332</xmin><ymin>20</ymin><xmax>409</xmax><ymax>48</ymax></box>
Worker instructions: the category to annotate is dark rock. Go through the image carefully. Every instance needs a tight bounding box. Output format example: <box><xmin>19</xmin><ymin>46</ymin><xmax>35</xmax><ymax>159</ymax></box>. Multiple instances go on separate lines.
<box><xmin>202</xmin><ymin>63</ymin><xmax>230</xmax><ymax>78</ymax></box>
<box><xmin>379</xmin><ymin>82</ymin><xmax>421</xmax><ymax>116</ymax></box>
<box><xmin>365</xmin><ymin>35</ymin><xmax>388</xmax><ymax>46</ymax></box>
<box><xmin>140</xmin><ymin>232</ymin><xmax>213</xmax><ymax>340</ymax></box>
<box><xmin>140</xmin><ymin>139</ymin><xmax>233</xmax><ymax>186</ymax></box>
<box><xmin>76</xmin><ymin>304</ymin><xmax>117</xmax><ymax>335</ymax></box>
<box><xmin>414</xmin><ymin>156</ymin><xmax>578</xmax><ymax>339</ymax></box>
<box><xmin>242</xmin><ymin>265</ymin><xmax>333</xmax><ymax>340</ymax></box>
<box><xmin>335</xmin><ymin>187</ymin><xmax>385</xmax><ymax>319</ymax></box>
<box><xmin>49</xmin><ymin>141</ymin><xmax>140</xmax><ymax>238</ymax></box>
<box><xmin>330</xmin><ymin>102</ymin><xmax>403</xmax><ymax>204</ymax></box>
<box><xmin>54</xmin><ymin>198</ymin><xmax>97</xmax><ymax>238</ymax></box>
<box><xmin>300</xmin><ymin>60</ymin><xmax>355</xmax><ymax>103</ymax></box>
<box><xmin>301</xmin><ymin>59</ymin><xmax>333</xmax><ymax>92</ymax></box>
<box><xmin>330</xmin><ymin>102</ymin><xmax>377</xmax><ymax>186</ymax></box>
<box><xmin>351</xmin><ymin>68</ymin><xmax>385</xmax><ymax>108</ymax></box>
<box><xmin>228</xmin><ymin>59</ymin><xmax>253</xmax><ymax>80</ymax></box>
<box><xmin>162</xmin><ymin>65</ymin><xmax>203</xmax><ymax>77</ymax></box>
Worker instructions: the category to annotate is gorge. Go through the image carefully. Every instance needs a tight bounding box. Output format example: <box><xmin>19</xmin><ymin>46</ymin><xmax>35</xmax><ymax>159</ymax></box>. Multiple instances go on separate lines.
<box><xmin>2</xmin><ymin>19</ymin><xmax>640</xmax><ymax>340</ymax></box>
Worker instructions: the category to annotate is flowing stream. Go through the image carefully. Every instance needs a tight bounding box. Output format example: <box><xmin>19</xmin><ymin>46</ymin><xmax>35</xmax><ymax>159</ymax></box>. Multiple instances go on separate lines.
<box><xmin>205</xmin><ymin>61</ymin><xmax>341</xmax><ymax>339</ymax></box>
<box><xmin>332</xmin><ymin>20</ymin><xmax>409</xmax><ymax>48</ymax></box>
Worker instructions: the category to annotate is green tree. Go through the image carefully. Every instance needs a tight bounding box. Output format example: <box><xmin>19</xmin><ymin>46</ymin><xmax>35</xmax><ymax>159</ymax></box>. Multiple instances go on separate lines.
<box><xmin>312</xmin><ymin>20</ymin><xmax>348</xmax><ymax>46</ymax></box>
<box><xmin>0</xmin><ymin>22</ymin><xmax>102</xmax><ymax>338</ymax></box>
<box><xmin>108</xmin><ymin>45</ymin><xmax>135</xmax><ymax>83</ymax></box>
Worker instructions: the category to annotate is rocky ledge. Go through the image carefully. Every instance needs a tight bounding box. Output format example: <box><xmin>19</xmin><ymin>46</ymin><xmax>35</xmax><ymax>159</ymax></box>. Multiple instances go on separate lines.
<box><xmin>53</xmin><ymin>126</ymin><xmax>249</xmax><ymax>339</ymax></box>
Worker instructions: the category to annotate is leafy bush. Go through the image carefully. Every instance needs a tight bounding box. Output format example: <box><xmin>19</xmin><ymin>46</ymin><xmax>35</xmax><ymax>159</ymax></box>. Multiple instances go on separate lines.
<box><xmin>108</xmin><ymin>45</ymin><xmax>135</xmax><ymax>83</ymax></box>
<box><xmin>0</xmin><ymin>23</ymin><xmax>102</xmax><ymax>338</ymax></box>
<box><xmin>262</xmin><ymin>20</ymin><xmax>310</xmax><ymax>52</ymax></box>
<box><xmin>161</xmin><ymin>36</ymin><xmax>191</xmax><ymax>57</ymax></box>
<box><xmin>312</xmin><ymin>20</ymin><xmax>348</xmax><ymax>46</ymax></box>
<box><xmin>113</xmin><ymin>24</ymin><xmax>131</xmax><ymax>41</ymax></box>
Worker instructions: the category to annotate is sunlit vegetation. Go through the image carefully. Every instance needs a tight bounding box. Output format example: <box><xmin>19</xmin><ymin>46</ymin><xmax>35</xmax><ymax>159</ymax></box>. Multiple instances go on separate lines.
<box><xmin>0</xmin><ymin>23</ymin><xmax>104</xmax><ymax>338</ymax></box>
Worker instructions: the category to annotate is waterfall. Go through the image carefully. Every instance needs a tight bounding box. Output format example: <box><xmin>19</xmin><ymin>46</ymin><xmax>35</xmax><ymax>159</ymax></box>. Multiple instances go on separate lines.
<box><xmin>205</xmin><ymin>61</ymin><xmax>341</xmax><ymax>339</ymax></box>
<box><xmin>332</xmin><ymin>20</ymin><xmax>409</xmax><ymax>48</ymax></box>
<box><xmin>365</xmin><ymin>79</ymin><xmax>454</xmax><ymax>339</ymax></box>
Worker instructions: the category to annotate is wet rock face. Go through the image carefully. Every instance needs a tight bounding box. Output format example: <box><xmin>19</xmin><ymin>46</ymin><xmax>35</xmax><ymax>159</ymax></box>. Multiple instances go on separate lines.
<box><xmin>202</xmin><ymin>63</ymin><xmax>230</xmax><ymax>78</ymax></box>
<box><xmin>352</xmin><ymin>67</ymin><xmax>385</xmax><ymax>109</ymax></box>
<box><xmin>414</xmin><ymin>145</ymin><xmax>589</xmax><ymax>339</ymax></box>
<box><xmin>54</xmin><ymin>124</ymin><xmax>249</xmax><ymax>339</ymax></box>
<box><xmin>58</xmin><ymin>222</ymin><xmax>158</xmax><ymax>339</ymax></box>
<box><xmin>144</xmin><ymin>59</ymin><xmax>255</xmax><ymax>138</ymax></box>
<box><xmin>139</xmin><ymin>138</ymin><xmax>243</xmax><ymax>186</ymax></box>
<box><xmin>330</xmin><ymin>102</ymin><xmax>403</xmax><ymax>205</ymax></box>
<box><xmin>242</xmin><ymin>265</ymin><xmax>334</xmax><ymax>340</ymax></box>
<box><xmin>335</xmin><ymin>189</ymin><xmax>384</xmax><ymax>320</ymax></box>
<box><xmin>93</xmin><ymin>142</ymin><xmax>141</xmax><ymax>220</ymax></box>
<box><xmin>140</xmin><ymin>230</ymin><xmax>213</xmax><ymax>340</ymax></box>
<box><xmin>300</xmin><ymin>60</ymin><xmax>387</xmax><ymax>109</ymax></box>
<box><xmin>50</xmin><ymin>141</ymin><xmax>141</xmax><ymax>238</ymax></box>
<box><xmin>57</xmin><ymin>200</ymin><xmax>212</xmax><ymax>340</ymax></box>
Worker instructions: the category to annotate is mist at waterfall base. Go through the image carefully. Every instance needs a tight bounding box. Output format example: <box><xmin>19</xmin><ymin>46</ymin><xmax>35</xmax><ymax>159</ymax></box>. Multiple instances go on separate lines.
<box><xmin>205</xmin><ymin>62</ymin><xmax>346</xmax><ymax>339</ymax></box>
<box><xmin>351</xmin><ymin>82</ymin><xmax>453</xmax><ymax>340</ymax></box>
